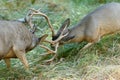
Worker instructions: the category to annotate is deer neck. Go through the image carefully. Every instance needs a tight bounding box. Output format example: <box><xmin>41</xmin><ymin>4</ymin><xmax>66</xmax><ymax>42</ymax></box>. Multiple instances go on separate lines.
<box><xmin>26</xmin><ymin>34</ymin><xmax>39</xmax><ymax>51</ymax></box>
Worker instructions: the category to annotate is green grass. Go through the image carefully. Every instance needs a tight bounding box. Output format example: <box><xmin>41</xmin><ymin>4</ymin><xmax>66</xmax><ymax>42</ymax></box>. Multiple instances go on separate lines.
<box><xmin>1</xmin><ymin>0</ymin><xmax>120</xmax><ymax>80</ymax></box>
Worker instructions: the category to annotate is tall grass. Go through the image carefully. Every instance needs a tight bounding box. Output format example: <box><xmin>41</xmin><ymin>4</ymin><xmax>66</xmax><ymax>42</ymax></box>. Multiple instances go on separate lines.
<box><xmin>0</xmin><ymin>0</ymin><xmax>120</xmax><ymax>80</ymax></box>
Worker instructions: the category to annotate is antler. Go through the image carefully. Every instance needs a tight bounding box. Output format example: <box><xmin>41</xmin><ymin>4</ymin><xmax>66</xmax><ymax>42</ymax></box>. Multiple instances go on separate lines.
<box><xmin>28</xmin><ymin>8</ymin><xmax>69</xmax><ymax>62</ymax></box>
<box><xmin>39</xmin><ymin>28</ymin><xmax>68</xmax><ymax>63</ymax></box>
<box><xmin>25</xmin><ymin>10</ymin><xmax>34</xmax><ymax>30</ymax></box>
<box><xmin>28</xmin><ymin>8</ymin><xmax>69</xmax><ymax>44</ymax></box>
<box><xmin>29</xmin><ymin>8</ymin><xmax>55</xmax><ymax>37</ymax></box>
<box><xmin>39</xmin><ymin>42</ymin><xmax>59</xmax><ymax>62</ymax></box>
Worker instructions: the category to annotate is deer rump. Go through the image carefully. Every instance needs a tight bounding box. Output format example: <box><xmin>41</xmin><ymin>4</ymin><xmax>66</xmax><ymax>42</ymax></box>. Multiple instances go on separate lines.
<box><xmin>0</xmin><ymin>20</ymin><xmax>34</xmax><ymax>59</ymax></box>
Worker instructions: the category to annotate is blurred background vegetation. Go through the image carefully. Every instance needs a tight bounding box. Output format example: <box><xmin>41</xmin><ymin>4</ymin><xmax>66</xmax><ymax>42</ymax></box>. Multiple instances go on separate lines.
<box><xmin>1</xmin><ymin>0</ymin><xmax>120</xmax><ymax>80</ymax></box>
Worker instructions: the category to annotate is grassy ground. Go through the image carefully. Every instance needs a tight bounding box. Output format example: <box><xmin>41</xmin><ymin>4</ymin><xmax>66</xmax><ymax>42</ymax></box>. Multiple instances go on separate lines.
<box><xmin>1</xmin><ymin>0</ymin><xmax>120</xmax><ymax>80</ymax></box>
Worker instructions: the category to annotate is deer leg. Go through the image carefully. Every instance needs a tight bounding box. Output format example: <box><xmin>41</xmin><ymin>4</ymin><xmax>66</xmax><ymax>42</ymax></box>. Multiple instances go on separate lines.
<box><xmin>81</xmin><ymin>43</ymin><xmax>94</xmax><ymax>50</ymax></box>
<box><xmin>15</xmin><ymin>51</ymin><xmax>28</xmax><ymax>69</ymax></box>
<box><xmin>4</xmin><ymin>58</ymin><xmax>10</xmax><ymax>68</ymax></box>
<box><xmin>81</xmin><ymin>35</ymin><xmax>100</xmax><ymax>50</ymax></box>
<box><xmin>13</xmin><ymin>48</ymin><xmax>29</xmax><ymax>69</ymax></box>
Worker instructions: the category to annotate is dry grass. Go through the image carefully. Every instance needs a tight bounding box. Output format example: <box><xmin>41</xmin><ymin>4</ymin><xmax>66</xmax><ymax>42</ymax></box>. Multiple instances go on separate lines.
<box><xmin>1</xmin><ymin>0</ymin><xmax>120</xmax><ymax>80</ymax></box>
<box><xmin>84</xmin><ymin>65</ymin><xmax>120</xmax><ymax>80</ymax></box>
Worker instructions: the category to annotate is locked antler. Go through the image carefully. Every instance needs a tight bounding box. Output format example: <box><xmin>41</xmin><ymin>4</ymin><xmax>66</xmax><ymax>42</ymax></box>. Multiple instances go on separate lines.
<box><xmin>29</xmin><ymin>8</ymin><xmax>68</xmax><ymax>62</ymax></box>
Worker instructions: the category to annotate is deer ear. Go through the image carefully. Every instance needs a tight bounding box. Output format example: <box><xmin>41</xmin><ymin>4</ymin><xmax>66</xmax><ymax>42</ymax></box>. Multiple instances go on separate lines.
<box><xmin>39</xmin><ymin>34</ymin><xmax>48</xmax><ymax>43</ymax></box>
<box><xmin>52</xmin><ymin>18</ymin><xmax>70</xmax><ymax>41</ymax></box>
<box><xmin>58</xmin><ymin>18</ymin><xmax>70</xmax><ymax>34</ymax></box>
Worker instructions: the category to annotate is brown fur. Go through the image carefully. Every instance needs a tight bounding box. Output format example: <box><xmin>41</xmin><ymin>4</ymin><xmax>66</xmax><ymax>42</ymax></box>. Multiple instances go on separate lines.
<box><xmin>53</xmin><ymin>2</ymin><xmax>120</xmax><ymax>48</ymax></box>
<box><xmin>0</xmin><ymin>20</ymin><xmax>45</xmax><ymax>68</ymax></box>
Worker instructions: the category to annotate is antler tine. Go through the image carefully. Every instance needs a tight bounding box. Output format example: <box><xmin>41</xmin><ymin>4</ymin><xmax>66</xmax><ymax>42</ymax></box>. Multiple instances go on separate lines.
<box><xmin>39</xmin><ymin>42</ymin><xmax>59</xmax><ymax>63</ymax></box>
<box><xmin>25</xmin><ymin>10</ymin><xmax>33</xmax><ymax>29</ymax></box>
<box><xmin>39</xmin><ymin>41</ymin><xmax>59</xmax><ymax>54</ymax></box>
<box><xmin>29</xmin><ymin>15</ymin><xmax>34</xmax><ymax>29</ymax></box>
<box><xmin>29</xmin><ymin>8</ymin><xmax>55</xmax><ymax>37</ymax></box>
<box><xmin>39</xmin><ymin>45</ymin><xmax>56</xmax><ymax>54</ymax></box>
<box><xmin>29</xmin><ymin>8</ymin><xmax>40</xmax><ymax>13</ymax></box>
<box><xmin>25</xmin><ymin>8</ymin><xmax>36</xmax><ymax>30</ymax></box>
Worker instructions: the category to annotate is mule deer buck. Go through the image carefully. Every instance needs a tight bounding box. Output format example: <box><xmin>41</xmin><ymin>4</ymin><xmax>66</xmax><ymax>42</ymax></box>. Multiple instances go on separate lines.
<box><xmin>33</xmin><ymin>2</ymin><xmax>120</xmax><ymax>62</ymax></box>
<box><xmin>0</xmin><ymin>9</ymin><xmax>50</xmax><ymax>69</ymax></box>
